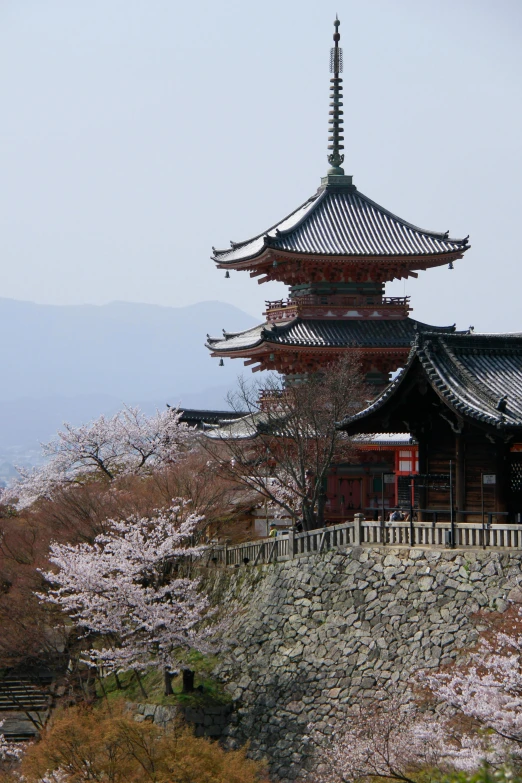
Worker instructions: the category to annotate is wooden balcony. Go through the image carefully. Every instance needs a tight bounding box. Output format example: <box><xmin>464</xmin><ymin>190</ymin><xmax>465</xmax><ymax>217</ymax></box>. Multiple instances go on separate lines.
<box><xmin>258</xmin><ymin>388</ymin><xmax>292</xmax><ymax>410</ymax></box>
<box><xmin>264</xmin><ymin>295</ymin><xmax>412</xmax><ymax>322</ymax></box>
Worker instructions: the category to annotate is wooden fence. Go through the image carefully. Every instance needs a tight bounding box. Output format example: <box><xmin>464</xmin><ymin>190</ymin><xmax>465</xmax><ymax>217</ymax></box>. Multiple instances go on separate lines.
<box><xmin>206</xmin><ymin>516</ymin><xmax>522</xmax><ymax>567</ymax></box>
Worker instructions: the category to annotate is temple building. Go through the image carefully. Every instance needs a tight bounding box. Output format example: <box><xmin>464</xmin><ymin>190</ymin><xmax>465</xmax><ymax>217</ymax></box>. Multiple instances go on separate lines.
<box><xmin>206</xmin><ymin>18</ymin><xmax>469</xmax><ymax>388</ymax></box>
<box><xmin>339</xmin><ymin>332</ymin><xmax>522</xmax><ymax>522</ymax></box>
<box><xmin>203</xmin><ymin>18</ymin><xmax>475</xmax><ymax>522</ymax></box>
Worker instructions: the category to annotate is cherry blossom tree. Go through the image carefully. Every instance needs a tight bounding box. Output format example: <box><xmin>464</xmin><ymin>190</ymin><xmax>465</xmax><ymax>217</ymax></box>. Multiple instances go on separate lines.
<box><xmin>424</xmin><ymin>605</ymin><xmax>522</xmax><ymax>762</ymax></box>
<box><xmin>309</xmin><ymin>693</ymin><xmax>501</xmax><ymax>783</ymax></box>
<box><xmin>0</xmin><ymin>721</ymin><xmax>23</xmax><ymax>781</ymax></box>
<box><xmin>39</xmin><ymin>499</ymin><xmax>218</xmax><ymax>695</ymax></box>
<box><xmin>3</xmin><ymin>406</ymin><xmax>195</xmax><ymax>510</ymax></box>
<box><xmin>263</xmin><ymin>474</ymin><xmax>302</xmax><ymax>523</ymax></box>
<box><xmin>0</xmin><ymin>723</ymin><xmax>22</xmax><ymax>765</ymax></box>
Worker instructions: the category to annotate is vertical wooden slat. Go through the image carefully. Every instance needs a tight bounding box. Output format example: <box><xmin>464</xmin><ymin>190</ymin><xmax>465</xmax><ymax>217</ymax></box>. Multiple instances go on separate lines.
<box><xmin>217</xmin><ymin>520</ymin><xmax>522</xmax><ymax>568</ymax></box>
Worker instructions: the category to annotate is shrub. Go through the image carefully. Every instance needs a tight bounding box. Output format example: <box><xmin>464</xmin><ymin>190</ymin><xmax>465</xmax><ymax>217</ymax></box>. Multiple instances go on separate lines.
<box><xmin>17</xmin><ymin>701</ymin><xmax>267</xmax><ymax>783</ymax></box>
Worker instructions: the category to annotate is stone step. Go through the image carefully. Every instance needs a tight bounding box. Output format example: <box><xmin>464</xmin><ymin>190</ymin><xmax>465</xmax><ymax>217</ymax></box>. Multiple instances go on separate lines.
<box><xmin>0</xmin><ymin>690</ymin><xmax>48</xmax><ymax>699</ymax></box>
<box><xmin>0</xmin><ymin>712</ymin><xmax>46</xmax><ymax>741</ymax></box>
<box><xmin>0</xmin><ymin>699</ymin><xmax>48</xmax><ymax>707</ymax></box>
<box><xmin>4</xmin><ymin>734</ymin><xmax>37</xmax><ymax>742</ymax></box>
<box><xmin>0</xmin><ymin>703</ymin><xmax>48</xmax><ymax>711</ymax></box>
<box><xmin>0</xmin><ymin>680</ymin><xmax>50</xmax><ymax>711</ymax></box>
<box><xmin>0</xmin><ymin>693</ymin><xmax>48</xmax><ymax>699</ymax></box>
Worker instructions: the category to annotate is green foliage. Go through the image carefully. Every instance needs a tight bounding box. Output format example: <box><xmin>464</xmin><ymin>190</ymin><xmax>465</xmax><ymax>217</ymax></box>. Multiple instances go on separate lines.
<box><xmin>443</xmin><ymin>767</ymin><xmax>521</xmax><ymax>783</ymax></box>
<box><xmin>96</xmin><ymin>661</ymin><xmax>231</xmax><ymax>707</ymax></box>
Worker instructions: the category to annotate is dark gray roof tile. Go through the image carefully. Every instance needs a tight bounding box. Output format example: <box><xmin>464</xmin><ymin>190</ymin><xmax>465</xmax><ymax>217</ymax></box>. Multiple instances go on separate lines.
<box><xmin>340</xmin><ymin>333</ymin><xmax>522</xmax><ymax>430</ymax></box>
<box><xmin>206</xmin><ymin>318</ymin><xmax>459</xmax><ymax>353</ymax></box>
<box><xmin>213</xmin><ymin>187</ymin><xmax>469</xmax><ymax>263</ymax></box>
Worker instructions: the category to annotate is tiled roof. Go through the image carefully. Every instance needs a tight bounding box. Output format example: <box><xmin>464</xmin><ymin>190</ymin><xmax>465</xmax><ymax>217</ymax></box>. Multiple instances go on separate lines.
<box><xmin>179</xmin><ymin>409</ymin><xmax>246</xmax><ymax>427</ymax></box>
<box><xmin>213</xmin><ymin>186</ymin><xmax>469</xmax><ymax>264</ymax></box>
<box><xmin>206</xmin><ymin>324</ymin><xmax>266</xmax><ymax>352</ymax></box>
<box><xmin>206</xmin><ymin>318</ymin><xmax>460</xmax><ymax>354</ymax></box>
<box><xmin>203</xmin><ymin>413</ymin><xmax>264</xmax><ymax>441</ymax></box>
<box><xmin>204</xmin><ymin>420</ymin><xmax>417</xmax><ymax>446</ymax></box>
<box><xmin>339</xmin><ymin>332</ymin><xmax>522</xmax><ymax>431</ymax></box>
<box><xmin>355</xmin><ymin>433</ymin><xmax>417</xmax><ymax>447</ymax></box>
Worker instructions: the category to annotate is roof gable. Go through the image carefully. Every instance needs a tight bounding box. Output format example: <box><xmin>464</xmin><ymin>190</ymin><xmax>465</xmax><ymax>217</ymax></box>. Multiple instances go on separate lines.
<box><xmin>340</xmin><ymin>333</ymin><xmax>522</xmax><ymax>432</ymax></box>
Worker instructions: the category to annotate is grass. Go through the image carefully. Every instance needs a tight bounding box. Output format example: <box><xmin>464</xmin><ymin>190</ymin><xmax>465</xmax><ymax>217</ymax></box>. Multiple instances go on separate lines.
<box><xmin>95</xmin><ymin>655</ymin><xmax>231</xmax><ymax>707</ymax></box>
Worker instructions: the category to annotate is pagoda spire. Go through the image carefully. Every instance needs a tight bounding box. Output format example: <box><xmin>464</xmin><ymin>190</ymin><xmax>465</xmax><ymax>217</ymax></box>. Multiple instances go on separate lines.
<box><xmin>327</xmin><ymin>16</ymin><xmax>345</xmax><ymax>176</ymax></box>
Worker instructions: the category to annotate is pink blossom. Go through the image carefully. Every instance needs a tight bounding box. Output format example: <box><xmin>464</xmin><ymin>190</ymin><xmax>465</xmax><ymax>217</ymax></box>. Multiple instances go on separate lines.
<box><xmin>2</xmin><ymin>405</ymin><xmax>195</xmax><ymax>509</ymax></box>
<box><xmin>425</xmin><ymin>627</ymin><xmax>522</xmax><ymax>755</ymax></box>
<box><xmin>39</xmin><ymin>499</ymin><xmax>218</xmax><ymax>673</ymax></box>
<box><xmin>310</xmin><ymin>694</ymin><xmax>502</xmax><ymax>783</ymax></box>
<box><xmin>0</xmin><ymin>720</ymin><xmax>23</xmax><ymax>762</ymax></box>
<box><xmin>263</xmin><ymin>473</ymin><xmax>302</xmax><ymax>520</ymax></box>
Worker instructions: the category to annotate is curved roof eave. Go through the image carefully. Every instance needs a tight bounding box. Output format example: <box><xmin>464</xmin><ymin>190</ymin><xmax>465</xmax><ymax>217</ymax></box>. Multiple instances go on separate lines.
<box><xmin>415</xmin><ymin>340</ymin><xmax>521</xmax><ymax>429</ymax></box>
<box><xmin>215</xmin><ymin>247</ymin><xmax>470</xmax><ymax>268</ymax></box>
<box><xmin>339</xmin><ymin>332</ymin><xmax>522</xmax><ymax>432</ymax></box>
<box><xmin>205</xmin><ymin>323</ymin><xmax>268</xmax><ymax>352</ymax></box>
<box><xmin>211</xmin><ymin>191</ymin><xmax>321</xmax><ymax>262</ymax></box>
<box><xmin>205</xmin><ymin>318</ymin><xmax>461</xmax><ymax>355</ymax></box>
<box><xmin>337</xmin><ymin>348</ymin><xmax>417</xmax><ymax>429</ymax></box>
<box><xmin>212</xmin><ymin>186</ymin><xmax>470</xmax><ymax>265</ymax></box>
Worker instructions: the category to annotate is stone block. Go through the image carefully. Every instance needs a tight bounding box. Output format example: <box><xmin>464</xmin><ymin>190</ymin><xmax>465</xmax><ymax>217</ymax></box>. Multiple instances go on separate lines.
<box><xmin>418</xmin><ymin>576</ymin><xmax>434</xmax><ymax>591</ymax></box>
<box><xmin>383</xmin><ymin>554</ymin><xmax>402</xmax><ymax>567</ymax></box>
<box><xmin>205</xmin><ymin>548</ymin><xmax>522</xmax><ymax>783</ymax></box>
<box><xmin>183</xmin><ymin>708</ymin><xmax>205</xmax><ymax>723</ymax></box>
<box><xmin>509</xmin><ymin>587</ymin><xmax>522</xmax><ymax>603</ymax></box>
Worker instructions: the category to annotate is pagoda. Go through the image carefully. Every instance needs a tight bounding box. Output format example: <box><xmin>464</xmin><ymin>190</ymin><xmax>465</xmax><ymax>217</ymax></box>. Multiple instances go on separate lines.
<box><xmin>206</xmin><ymin>18</ymin><xmax>469</xmax><ymax>387</ymax></box>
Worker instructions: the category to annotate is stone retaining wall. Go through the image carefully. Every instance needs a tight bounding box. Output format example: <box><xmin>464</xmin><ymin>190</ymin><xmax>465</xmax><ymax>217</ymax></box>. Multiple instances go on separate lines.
<box><xmin>209</xmin><ymin>546</ymin><xmax>522</xmax><ymax>781</ymax></box>
<box><xmin>132</xmin><ymin>701</ymin><xmax>232</xmax><ymax>738</ymax></box>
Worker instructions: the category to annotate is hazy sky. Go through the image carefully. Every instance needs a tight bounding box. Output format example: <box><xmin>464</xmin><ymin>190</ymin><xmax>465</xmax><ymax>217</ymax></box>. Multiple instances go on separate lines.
<box><xmin>1</xmin><ymin>0</ymin><xmax>521</xmax><ymax>333</ymax></box>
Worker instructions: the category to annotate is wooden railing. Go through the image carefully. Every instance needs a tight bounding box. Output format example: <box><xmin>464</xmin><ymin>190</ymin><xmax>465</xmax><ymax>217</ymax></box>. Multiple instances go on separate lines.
<box><xmin>206</xmin><ymin>516</ymin><xmax>522</xmax><ymax>566</ymax></box>
<box><xmin>263</xmin><ymin>295</ymin><xmax>412</xmax><ymax>323</ymax></box>
<box><xmin>264</xmin><ymin>295</ymin><xmax>411</xmax><ymax>310</ymax></box>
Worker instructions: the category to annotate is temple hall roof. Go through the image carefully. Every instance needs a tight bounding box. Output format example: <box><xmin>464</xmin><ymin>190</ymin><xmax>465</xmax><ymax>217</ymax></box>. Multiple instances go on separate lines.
<box><xmin>206</xmin><ymin>318</ymin><xmax>461</xmax><ymax>354</ymax></box>
<box><xmin>339</xmin><ymin>332</ymin><xmax>522</xmax><ymax>432</ymax></box>
<box><xmin>179</xmin><ymin>409</ymin><xmax>246</xmax><ymax>429</ymax></box>
<box><xmin>203</xmin><ymin>412</ymin><xmax>264</xmax><ymax>441</ymax></box>
<box><xmin>212</xmin><ymin>186</ymin><xmax>470</xmax><ymax>265</ymax></box>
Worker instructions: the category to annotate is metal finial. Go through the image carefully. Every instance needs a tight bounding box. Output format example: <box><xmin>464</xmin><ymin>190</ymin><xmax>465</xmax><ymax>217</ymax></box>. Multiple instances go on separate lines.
<box><xmin>327</xmin><ymin>17</ymin><xmax>344</xmax><ymax>175</ymax></box>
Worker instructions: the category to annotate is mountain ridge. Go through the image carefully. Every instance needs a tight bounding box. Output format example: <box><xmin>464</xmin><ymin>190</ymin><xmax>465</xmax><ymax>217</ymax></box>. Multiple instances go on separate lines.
<box><xmin>0</xmin><ymin>298</ymin><xmax>257</xmax><ymax>460</ymax></box>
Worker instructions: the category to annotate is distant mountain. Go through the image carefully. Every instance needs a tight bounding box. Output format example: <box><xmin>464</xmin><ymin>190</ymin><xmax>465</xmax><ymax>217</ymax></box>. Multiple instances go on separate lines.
<box><xmin>0</xmin><ymin>298</ymin><xmax>258</xmax><ymax>461</ymax></box>
<box><xmin>0</xmin><ymin>298</ymin><xmax>257</xmax><ymax>401</ymax></box>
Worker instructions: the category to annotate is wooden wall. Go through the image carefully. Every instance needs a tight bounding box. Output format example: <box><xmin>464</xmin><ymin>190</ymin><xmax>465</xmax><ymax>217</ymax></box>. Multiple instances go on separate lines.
<box><xmin>421</xmin><ymin>420</ymin><xmax>508</xmax><ymax>521</ymax></box>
